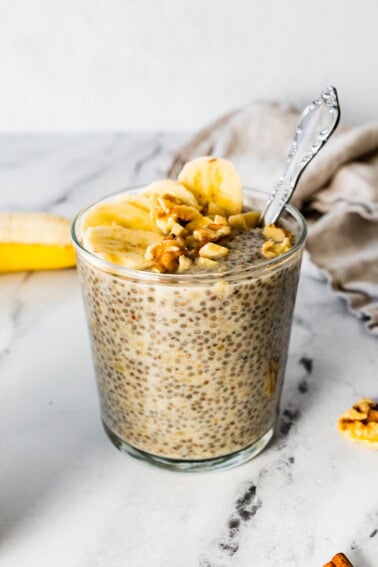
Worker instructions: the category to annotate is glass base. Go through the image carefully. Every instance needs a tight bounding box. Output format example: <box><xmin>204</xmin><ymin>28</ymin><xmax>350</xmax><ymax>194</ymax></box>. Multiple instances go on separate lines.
<box><xmin>102</xmin><ymin>421</ymin><xmax>274</xmax><ymax>472</ymax></box>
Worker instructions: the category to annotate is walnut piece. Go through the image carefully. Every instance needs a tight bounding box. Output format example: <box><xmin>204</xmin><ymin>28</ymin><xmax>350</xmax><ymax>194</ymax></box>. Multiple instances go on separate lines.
<box><xmin>323</xmin><ymin>552</ymin><xmax>354</xmax><ymax>567</ymax></box>
<box><xmin>145</xmin><ymin>236</ymin><xmax>186</xmax><ymax>273</ymax></box>
<box><xmin>261</xmin><ymin>223</ymin><xmax>293</xmax><ymax>259</ymax></box>
<box><xmin>228</xmin><ymin>211</ymin><xmax>259</xmax><ymax>230</ymax></box>
<box><xmin>196</xmin><ymin>256</ymin><xmax>218</xmax><ymax>269</ymax></box>
<box><xmin>208</xmin><ymin>202</ymin><xmax>227</xmax><ymax>216</ymax></box>
<box><xmin>178</xmin><ymin>255</ymin><xmax>193</xmax><ymax>273</ymax></box>
<box><xmin>338</xmin><ymin>398</ymin><xmax>378</xmax><ymax>449</ymax></box>
<box><xmin>199</xmin><ymin>242</ymin><xmax>229</xmax><ymax>259</ymax></box>
<box><xmin>187</xmin><ymin>213</ymin><xmax>230</xmax><ymax>243</ymax></box>
<box><xmin>262</xmin><ymin>237</ymin><xmax>292</xmax><ymax>259</ymax></box>
<box><xmin>152</xmin><ymin>196</ymin><xmax>201</xmax><ymax>235</ymax></box>
<box><xmin>262</xmin><ymin>224</ymin><xmax>292</xmax><ymax>242</ymax></box>
<box><xmin>144</xmin><ymin>187</ymin><xmax>294</xmax><ymax>272</ymax></box>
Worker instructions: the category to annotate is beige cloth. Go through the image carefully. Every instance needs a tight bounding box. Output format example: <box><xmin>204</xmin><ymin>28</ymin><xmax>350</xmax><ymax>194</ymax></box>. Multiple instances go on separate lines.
<box><xmin>168</xmin><ymin>102</ymin><xmax>378</xmax><ymax>335</ymax></box>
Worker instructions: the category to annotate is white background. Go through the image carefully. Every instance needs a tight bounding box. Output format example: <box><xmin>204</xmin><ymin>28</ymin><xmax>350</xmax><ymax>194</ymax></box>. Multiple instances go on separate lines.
<box><xmin>0</xmin><ymin>0</ymin><xmax>376</xmax><ymax>131</ymax></box>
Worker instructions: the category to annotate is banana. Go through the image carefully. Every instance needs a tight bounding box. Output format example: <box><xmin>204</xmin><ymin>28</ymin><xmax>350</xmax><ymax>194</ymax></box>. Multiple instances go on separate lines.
<box><xmin>178</xmin><ymin>156</ymin><xmax>243</xmax><ymax>215</ymax></box>
<box><xmin>77</xmin><ymin>157</ymin><xmax>248</xmax><ymax>273</ymax></box>
<box><xmin>79</xmin><ymin>194</ymin><xmax>162</xmax><ymax>235</ymax></box>
<box><xmin>0</xmin><ymin>212</ymin><xmax>76</xmax><ymax>273</ymax></box>
<box><xmin>123</xmin><ymin>194</ymin><xmax>153</xmax><ymax>212</ymax></box>
<box><xmin>83</xmin><ymin>225</ymin><xmax>163</xmax><ymax>269</ymax></box>
<box><xmin>140</xmin><ymin>180</ymin><xmax>199</xmax><ymax>208</ymax></box>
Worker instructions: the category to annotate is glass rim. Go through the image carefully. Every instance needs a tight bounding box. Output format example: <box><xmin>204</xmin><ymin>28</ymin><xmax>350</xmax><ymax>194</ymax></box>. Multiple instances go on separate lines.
<box><xmin>71</xmin><ymin>186</ymin><xmax>307</xmax><ymax>283</ymax></box>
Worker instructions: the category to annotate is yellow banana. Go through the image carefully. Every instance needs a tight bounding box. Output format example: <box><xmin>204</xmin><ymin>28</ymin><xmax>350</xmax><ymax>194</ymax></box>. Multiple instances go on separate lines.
<box><xmin>178</xmin><ymin>156</ymin><xmax>243</xmax><ymax>215</ymax></box>
<box><xmin>0</xmin><ymin>212</ymin><xmax>75</xmax><ymax>273</ymax></box>
<box><xmin>80</xmin><ymin>194</ymin><xmax>162</xmax><ymax>234</ymax></box>
<box><xmin>83</xmin><ymin>225</ymin><xmax>163</xmax><ymax>269</ymax></box>
<box><xmin>141</xmin><ymin>180</ymin><xmax>199</xmax><ymax>208</ymax></box>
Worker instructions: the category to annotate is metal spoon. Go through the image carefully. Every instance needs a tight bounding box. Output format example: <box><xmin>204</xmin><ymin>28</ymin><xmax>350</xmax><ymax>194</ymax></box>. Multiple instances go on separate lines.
<box><xmin>260</xmin><ymin>86</ymin><xmax>340</xmax><ymax>226</ymax></box>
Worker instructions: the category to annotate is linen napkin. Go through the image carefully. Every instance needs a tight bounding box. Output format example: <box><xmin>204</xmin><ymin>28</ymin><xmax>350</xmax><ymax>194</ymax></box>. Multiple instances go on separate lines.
<box><xmin>168</xmin><ymin>102</ymin><xmax>378</xmax><ymax>335</ymax></box>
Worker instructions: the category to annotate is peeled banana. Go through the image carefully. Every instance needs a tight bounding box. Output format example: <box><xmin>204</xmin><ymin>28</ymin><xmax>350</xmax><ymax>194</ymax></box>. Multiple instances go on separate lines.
<box><xmin>0</xmin><ymin>212</ymin><xmax>76</xmax><ymax>273</ymax></box>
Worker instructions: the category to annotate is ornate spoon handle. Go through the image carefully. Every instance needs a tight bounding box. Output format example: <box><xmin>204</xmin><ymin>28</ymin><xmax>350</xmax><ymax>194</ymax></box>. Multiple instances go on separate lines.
<box><xmin>260</xmin><ymin>86</ymin><xmax>340</xmax><ymax>226</ymax></box>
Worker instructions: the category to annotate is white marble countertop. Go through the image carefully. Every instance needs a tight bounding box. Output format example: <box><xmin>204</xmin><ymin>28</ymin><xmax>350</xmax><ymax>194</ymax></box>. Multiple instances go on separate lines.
<box><xmin>0</xmin><ymin>135</ymin><xmax>377</xmax><ymax>567</ymax></box>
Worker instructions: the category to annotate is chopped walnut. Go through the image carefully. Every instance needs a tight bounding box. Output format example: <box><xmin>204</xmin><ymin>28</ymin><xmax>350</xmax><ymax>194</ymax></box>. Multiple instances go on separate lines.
<box><xmin>178</xmin><ymin>255</ymin><xmax>193</xmax><ymax>273</ymax></box>
<box><xmin>151</xmin><ymin>196</ymin><xmax>201</xmax><ymax>235</ymax></box>
<box><xmin>193</xmin><ymin>227</ymin><xmax>221</xmax><ymax>242</ymax></box>
<box><xmin>199</xmin><ymin>242</ymin><xmax>229</xmax><ymax>259</ymax></box>
<box><xmin>196</xmin><ymin>256</ymin><xmax>218</xmax><ymax>269</ymax></box>
<box><xmin>212</xmin><ymin>214</ymin><xmax>228</xmax><ymax>226</ymax></box>
<box><xmin>171</xmin><ymin>204</ymin><xmax>201</xmax><ymax>222</ymax></box>
<box><xmin>261</xmin><ymin>223</ymin><xmax>293</xmax><ymax>258</ymax></box>
<box><xmin>243</xmin><ymin>211</ymin><xmax>260</xmax><ymax>227</ymax></box>
<box><xmin>185</xmin><ymin>216</ymin><xmax>211</xmax><ymax>232</ymax></box>
<box><xmin>338</xmin><ymin>398</ymin><xmax>378</xmax><ymax>448</ymax></box>
<box><xmin>170</xmin><ymin>222</ymin><xmax>187</xmax><ymax>237</ymax></box>
<box><xmin>208</xmin><ymin>202</ymin><xmax>227</xmax><ymax>216</ymax></box>
<box><xmin>155</xmin><ymin>216</ymin><xmax>176</xmax><ymax>234</ymax></box>
<box><xmin>144</xmin><ymin>189</ymin><xmax>295</xmax><ymax>272</ymax></box>
<box><xmin>262</xmin><ymin>224</ymin><xmax>292</xmax><ymax>242</ymax></box>
<box><xmin>323</xmin><ymin>552</ymin><xmax>354</xmax><ymax>567</ymax></box>
<box><xmin>145</xmin><ymin>236</ymin><xmax>186</xmax><ymax>273</ymax></box>
<box><xmin>262</xmin><ymin>237</ymin><xmax>292</xmax><ymax>259</ymax></box>
<box><xmin>228</xmin><ymin>211</ymin><xmax>259</xmax><ymax>230</ymax></box>
<box><xmin>193</xmin><ymin>222</ymin><xmax>231</xmax><ymax>243</ymax></box>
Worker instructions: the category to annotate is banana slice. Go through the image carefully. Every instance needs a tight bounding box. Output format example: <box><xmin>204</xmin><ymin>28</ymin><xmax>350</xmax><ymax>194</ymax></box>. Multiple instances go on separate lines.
<box><xmin>178</xmin><ymin>156</ymin><xmax>243</xmax><ymax>215</ymax></box>
<box><xmin>83</xmin><ymin>225</ymin><xmax>163</xmax><ymax>269</ymax></box>
<box><xmin>123</xmin><ymin>194</ymin><xmax>153</xmax><ymax>212</ymax></box>
<box><xmin>79</xmin><ymin>194</ymin><xmax>162</xmax><ymax>235</ymax></box>
<box><xmin>140</xmin><ymin>180</ymin><xmax>199</xmax><ymax>208</ymax></box>
<box><xmin>0</xmin><ymin>212</ymin><xmax>76</xmax><ymax>273</ymax></box>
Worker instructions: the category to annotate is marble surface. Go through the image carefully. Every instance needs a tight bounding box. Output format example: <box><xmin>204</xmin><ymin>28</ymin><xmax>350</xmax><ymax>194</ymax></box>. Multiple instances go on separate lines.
<box><xmin>0</xmin><ymin>135</ymin><xmax>377</xmax><ymax>567</ymax></box>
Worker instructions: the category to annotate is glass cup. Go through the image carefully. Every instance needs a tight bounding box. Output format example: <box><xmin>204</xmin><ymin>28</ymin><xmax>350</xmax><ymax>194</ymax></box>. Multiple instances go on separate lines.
<box><xmin>72</xmin><ymin>188</ymin><xmax>307</xmax><ymax>471</ymax></box>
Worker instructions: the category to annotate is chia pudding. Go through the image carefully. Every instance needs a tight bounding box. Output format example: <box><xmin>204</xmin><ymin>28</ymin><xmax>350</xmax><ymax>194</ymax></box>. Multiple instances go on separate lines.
<box><xmin>73</xmin><ymin>161</ymin><xmax>306</xmax><ymax>469</ymax></box>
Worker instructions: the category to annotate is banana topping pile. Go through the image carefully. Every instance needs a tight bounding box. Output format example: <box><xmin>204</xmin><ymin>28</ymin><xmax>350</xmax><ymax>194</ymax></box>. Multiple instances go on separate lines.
<box><xmin>79</xmin><ymin>157</ymin><xmax>294</xmax><ymax>273</ymax></box>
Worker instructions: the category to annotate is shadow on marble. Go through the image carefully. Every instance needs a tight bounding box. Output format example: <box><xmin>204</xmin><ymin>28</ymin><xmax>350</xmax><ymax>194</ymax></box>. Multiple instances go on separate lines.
<box><xmin>349</xmin><ymin>549</ymin><xmax>376</xmax><ymax>567</ymax></box>
<box><xmin>0</xmin><ymin>418</ymin><xmax>106</xmax><ymax>544</ymax></box>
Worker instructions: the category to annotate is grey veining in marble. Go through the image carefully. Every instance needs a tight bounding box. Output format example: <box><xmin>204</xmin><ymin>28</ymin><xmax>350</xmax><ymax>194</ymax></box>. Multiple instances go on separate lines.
<box><xmin>0</xmin><ymin>135</ymin><xmax>377</xmax><ymax>567</ymax></box>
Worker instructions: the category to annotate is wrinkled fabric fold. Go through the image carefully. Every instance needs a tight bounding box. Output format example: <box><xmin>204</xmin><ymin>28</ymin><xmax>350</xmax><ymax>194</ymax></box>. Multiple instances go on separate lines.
<box><xmin>168</xmin><ymin>102</ymin><xmax>378</xmax><ymax>334</ymax></box>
